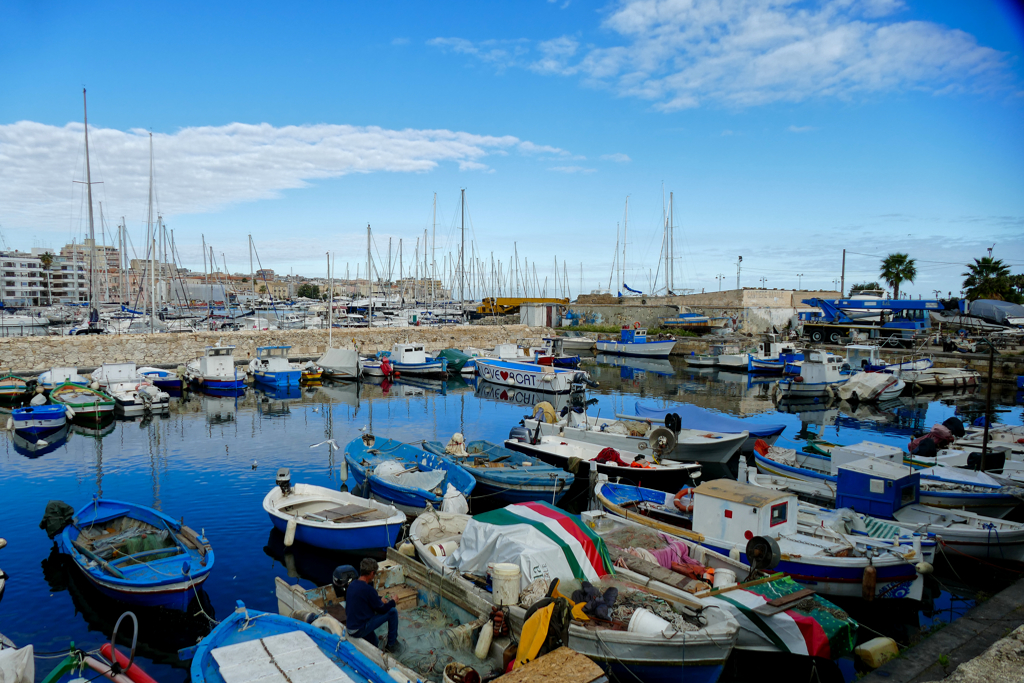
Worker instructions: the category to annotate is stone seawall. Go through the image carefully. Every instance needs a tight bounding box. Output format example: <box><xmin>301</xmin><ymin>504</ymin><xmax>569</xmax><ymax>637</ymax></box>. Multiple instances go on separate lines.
<box><xmin>0</xmin><ymin>325</ymin><xmax>547</xmax><ymax>373</ymax></box>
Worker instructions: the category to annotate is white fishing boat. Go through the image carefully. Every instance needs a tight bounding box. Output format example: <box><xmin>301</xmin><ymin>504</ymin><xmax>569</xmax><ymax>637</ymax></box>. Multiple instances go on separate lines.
<box><xmin>836</xmin><ymin>372</ymin><xmax>905</xmax><ymax>403</ymax></box>
<box><xmin>109</xmin><ymin>382</ymin><xmax>170</xmax><ymax>416</ymax></box>
<box><xmin>475</xmin><ymin>358</ymin><xmax>587</xmax><ymax>394</ymax></box>
<box><xmin>522</xmin><ymin>412</ymin><xmax>746</xmax><ymax>464</ymax></box>
<box><xmin>898</xmin><ymin>366</ymin><xmax>981</xmax><ymax>390</ymax></box>
<box><xmin>37</xmin><ymin>367</ymin><xmax>89</xmax><ymax>392</ymax></box>
<box><xmin>555</xmin><ymin>331</ymin><xmax>596</xmax><ymax>352</ymax></box>
<box><xmin>844</xmin><ymin>345</ymin><xmax>933</xmax><ymax>373</ymax></box>
<box><xmin>777</xmin><ymin>349</ymin><xmax>849</xmax><ymax>397</ymax></box>
<box><xmin>185</xmin><ymin>345</ymin><xmax>246</xmax><ymax>391</ymax></box>
<box><xmin>316</xmin><ymin>347</ymin><xmax>360</xmax><ymax>380</ymax></box>
<box><xmin>595</xmin><ymin>325</ymin><xmax>677</xmax><ymax>358</ymax></box>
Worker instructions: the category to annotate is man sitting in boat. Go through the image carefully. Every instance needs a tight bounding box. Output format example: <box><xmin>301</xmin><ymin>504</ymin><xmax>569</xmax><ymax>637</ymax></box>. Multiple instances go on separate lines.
<box><xmin>346</xmin><ymin>558</ymin><xmax>401</xmax><ymax>654</ymax></box>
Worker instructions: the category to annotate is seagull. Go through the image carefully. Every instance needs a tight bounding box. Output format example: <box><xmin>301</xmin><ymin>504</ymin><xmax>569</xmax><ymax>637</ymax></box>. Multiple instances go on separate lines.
<box><xmin>358</xmin><ymin>425</ymin><xmax>369</xmax><ymax>432</ymax></box>
<box><xmin>310</xmin><ymin>439</ymin><xmax>339</xmax><ymax>451</ymax></box>
<box><xmin>311</xmin><ymin>407</ymin><xmax>320</xmax><ymax>413</ymax></box>
<box><xmin>251</xmin><ymin>460</ymin><xmax>258</xmax><ymax>470</ymax></box>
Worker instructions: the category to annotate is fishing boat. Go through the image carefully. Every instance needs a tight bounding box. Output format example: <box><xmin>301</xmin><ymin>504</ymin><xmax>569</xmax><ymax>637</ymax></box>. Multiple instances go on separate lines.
<box><xmin>555</xmin><ymin>331</ymin><xmax>596</xmax><ymax>352</ymax></box>
<box><xmin>753</xmin><ymin>441</ymin><xmax>1022</xmax><ymax>518</ymax></box>
<box><xmin>344</xmin><ymin>435</ymin><xmax>475</xmax><ymax>515</ymax></box>
<box><xmin>368</xmin><ymin>343</ymin><xmax>448</xmax><ymax>378</ymax></box>
<box><xmin>899</xmin><ymin>367</ymin><xmax>981</xmax><ymax>390</ymax></box>
<box><xmin>595</xmin><ymin>325</ymin><xmax>677</xmax><ymax>358</ymax></box>
<box><xmin>37</xmin><ymin>367</ymin><xmax>89</xmax><ymax>392</ymax></box>
<box><xmin>183</xmin><ymin>601</ymin><xmax>395</xmax><ymax>683</ymax></box>
<box><xmin>836</xmin><ymin>372</ymin><xmax>905</xmax><ymax>403</ymax></box>
<box><xmin>52</xmin><ymin>497</ymin><xmax>214</xmax><ymax>610</ymax></box>
<box><xmin>109</xmin><ymin>383</ymin><xmax>170</xmax><ymax>417</ymax></box>
<box><xmin>262</xmin><ymin>469</ymin><xmax>405</xmax><ymax>551</ymax></box>
<box><xmin>505</xmin><ymin>432</ymin><xmax>702</xmax><ymax>492</ymax></box>
<box><xmin>137</xmin><ymin>366</ymin><xmax>183</xmax><ymax>391</ymax></box>
<box><xmin>595</xmin><ymin>479</ymin><xmax>934</xmax><ymax>600</ymax></box>
<box><xmin>0</xmin><ymin>374</ymin><xmax>34</xmax><ymax>406</ymax></box>
<box><xmin>10</xmin><ymin>404</ymin><xmax>68</xmax><ymax>436</ymax></box>
<box><xmin>844</xmin><ymin>345</ymin><xmax>933</xmax><ymax>373</ymax></box>
<box><xmin>316</xmin><ymin>347</ymin><xmax>360</xmax><ymax>380</ymax></box>
<box><xmin>90</xmin><ymin>362</ymin><xmax>145</xmax><ymax>391</ymax></box>
<box><xmin>659</xmin><ymin>309</ymin><xmax>723</xmax><ymax>333</ymax></box>
<box><xmin>422</xmin><ymin>436</ymin><xmax>574</xmax><ymax>504</ymax></box>
<box><xmin>475</xmin><ymin>358</ymin><xmax>589</xmax><ymax>394</ymax></box>
<box><xmin>777</xmin><ymin>350</ymin><xmax>850</xmax><ymax>398</ymax></box>
<box><xmin>248</xmin><ymin>346</ymin><xmax>302</xmax><ymax>387</ymax></box>
<box><xmin>409</xmin><ymin>502</ymin><xmax>739</xmax><ymax>683</ymax></box>
<box><xmin>684</xmin><ymin>352</ymin><xmax>717</xmax><ymax>367</ymax></box>
<box><xmin>50</xmin><ymin>383</ymin><xmax>115</xmax><ymax>422</ymax></box>
<box><xmin>186</xmin><ymin>345</ymin><xmax>246</xmax><ymax>392</ymax></box>
<box><xmin>274</xmin><ymin>548</ymin><xmax>508</xmax><ymax>683</ymax></box>
<box><xmin>532</xmin><ymin>338</ymin><xmax>581</xmax><ymax>367</ymax></box>
<box><xmin>435</xmin><ymin>348</ymin><xmax>473</xmax><ymax>374</ymax></box>
<box><xmin>522</xmin><ymin>411</ymin><xmax>746</xmax><ymax>464</ymax></box>
<box><xmin>634</xmin><ymin>401</ymin><xmax>785</xmax><ymax>454</ymax></box>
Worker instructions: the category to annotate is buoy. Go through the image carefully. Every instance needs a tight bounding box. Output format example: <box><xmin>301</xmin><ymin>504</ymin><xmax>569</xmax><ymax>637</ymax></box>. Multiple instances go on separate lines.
<box><xmin>474</xmin><ymin>620</ymin><xmax>493</xmax><ymax>660</ymax></box>
<box><xmin>862</xmin><ymin>564</ymin><xmax>877</xmax><ymax>601</ymax></box>
<box><xmin>284</xmin><ymin>518</ymin><xmax>297</xmax><ymax>547</ymax></box>
<box><xmin>398</xmin><ymin>542</ymin><xmax>415</xmax><ymax>557</ymax></box>
<box><xmin>5</xmin><ymin>418</ymin><xmax>12</xmax><ymax>431</ymax></box>
<box><xmin>916</xmin><ymin>561</ymin><xmax>934</xmax><ymax>575</ymax></box>
<box><xmin>854</xmin><ymin>637</ymin><xmax>899</xmax><ymax>669</ymax></box>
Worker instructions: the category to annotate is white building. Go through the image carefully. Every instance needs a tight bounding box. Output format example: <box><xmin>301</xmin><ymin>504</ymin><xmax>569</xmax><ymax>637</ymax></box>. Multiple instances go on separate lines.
<box><xmin>0</xmin><ymin>252</ymin><xmax>45</xmax><ymax>305</ymax></box>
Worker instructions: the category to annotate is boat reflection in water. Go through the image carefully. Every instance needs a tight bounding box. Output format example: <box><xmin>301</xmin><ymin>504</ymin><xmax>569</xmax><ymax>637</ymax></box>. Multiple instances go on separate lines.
<box><xmin>12</xmin><ymin>422</ymin><xmax>72</xmax><ymax>458</ymax></box>
<box><xmin>204</xmin><ymin>393</ymin><xmax>241</xmax><ymax>425</ymax></box>
<box><xmin>255</xmin><ymin>383</ymin><xmax>302</xmax><ymax>417</ymax></box>
<box><xmin>41</xmin><ymin>545</ymin><xmax>214</xmax><ymax>671</ymax></box>
<box><xmin>595</xmin><ymin>352</ymin><xmax>676</xmax><ymax>378</ymax></box>
<box><xmin>312</xmin><ymin>379</ymin><xmax>361</xmax><ymax>407</ymax></box>
<box><xmin>474</xmin><ymin>378</ymin><xmax>585</xmax><ymax>414</ymax></box>
<box><xmin>263</xmin><ymin>528</ymin><xmax>383</xmax><ymax>588</ymax></box>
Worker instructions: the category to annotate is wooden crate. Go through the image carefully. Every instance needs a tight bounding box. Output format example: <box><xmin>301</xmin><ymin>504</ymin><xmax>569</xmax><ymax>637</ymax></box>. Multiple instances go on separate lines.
<box><xmin>379</xmin><ymin>584</ymin><xmax>419</xmax><ymax>612</ymax></box>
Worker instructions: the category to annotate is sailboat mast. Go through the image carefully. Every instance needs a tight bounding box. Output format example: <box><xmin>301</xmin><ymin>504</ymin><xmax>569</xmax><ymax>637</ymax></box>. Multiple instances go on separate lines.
<box><xmin>327</xmin><ymin>252</ymin><xmax>332</xmax><ymax>345</ymax></box>
<box><xmin>669</xmin><ymin>191</ymin><xmax>675</xmax><ymax>293</ymax></box>
<box><xmin>148</xmin><ymin>133</ymin><xmax>156</xmax><ymax>331</ymax></box>
<box><xmin>460</xmin><ymin>188</ymin><xmax>465</xmax><ymax>320</ymax></box>
<box><xmin>249</xmin><ymin>235</ymin><xmax>255</xmax><ymax>302</ymax></box>
<box><xmin>622</xmin><ymin>197</ymin><xmax>629</xmax><ymax>294</ymax></box>
<box><xmin>82</xmin><ymin>89</ymin><xmax>98</xmax><ymax>321</ymax></box>
<box><xmin>431</xmin><ymin>193</ymin><xmax>437</xmax><ymax>313</ymax></box>
<box><xmin>367</xmin><ymin>224</ymin><xmax>373</xmax><ymax>327</ymax></box>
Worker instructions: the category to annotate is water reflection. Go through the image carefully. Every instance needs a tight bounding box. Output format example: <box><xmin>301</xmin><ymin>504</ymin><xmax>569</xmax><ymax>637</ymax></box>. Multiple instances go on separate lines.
<box><xmin>12</xmin><ymin>422</ymin><xmax>71</xmax><ymax>458</ymax></box>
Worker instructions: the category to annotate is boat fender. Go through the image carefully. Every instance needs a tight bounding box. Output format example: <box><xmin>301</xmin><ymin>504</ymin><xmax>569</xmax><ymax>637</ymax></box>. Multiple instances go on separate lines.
<box><xmin>862</xmin><ymin>564</ymin><xmax>877</xmax><ymax>601</ymax></box>
<box><xmin>398</xmin><ymin>542</ymin><xmax>416</xmax><ymax>557</ymax></box>
<box><xmin>312</xmin><ymin>615</ymin><xmax>346</xmax><ymax>638</ymax></box>
<box><xmin>474</xmin><ymin>620</ymin><xmax>493</xmax><ymax>660</ymax></box>
<box><xmin>916</xmin><ymin>561</ymin><xmax>933</xmax><ymax>575</ymax></box>
<box><xmin>673</xmin><ymin>488</ymin><xmax>694</xmax><ymax>513</ymax></box>
<box><xmin>284</xmin><ymin>518</ymin><xmax>297</xmax><ymax>547</ymax></box>
<box><xmin>5</xmin><ymin>418</ymin><xmax>11</xmax><ymax>431</ymax></box>
<box><xmin>100</xmin><ymin>644</ymin><xmax>157</xmax><ymax>683</ymax></box>
<box><xmin>65</xmin><ymin>406</ymin><xmax>77</xmax><ymax>419</ymax></box>
<box><xmin>291</xmin><ymin>610</ymin><xmax>320</xmax><ymax>624</ymax></box>
<box><xmin>83</xmin><ymin>656</ymin><xmax>133</xmax><ymax>683</ymax></box>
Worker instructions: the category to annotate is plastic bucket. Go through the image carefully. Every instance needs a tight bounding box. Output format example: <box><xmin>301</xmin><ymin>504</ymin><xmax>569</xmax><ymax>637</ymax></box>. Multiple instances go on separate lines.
<box><xmin>713</xmin><ymin>568</ymin><xmax>737</xmax><ymax>588</ymax></box>
<box><xmin>491</xmin><ymin>563</ymin><xmax>521</xmax><ymax>607</ymax></box>
<box><xmin>429</xmin><ymin>541</ymin><xmax>458</xmax><ymax>557</ymax></box>
<box><xmin>627</xmin><ymin>608</ymin><xmax>672</xmax><ymax>635</ymax></box>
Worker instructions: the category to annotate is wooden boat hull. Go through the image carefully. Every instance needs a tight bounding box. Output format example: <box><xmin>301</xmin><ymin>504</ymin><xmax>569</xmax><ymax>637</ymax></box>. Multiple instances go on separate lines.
<box><xmin>595</xmin><ymin>339</ymin><xmax>677</xmax><ymax>358</ymax></box>
<box><xmin>262</xmin><ymin>484</ymin><xmax>405</xmax><ymax>551</ymax></box>
<box><xmin>12</xmin><ymin>404</ymin><xmax>67</xmax><ymax>435</ymax></box>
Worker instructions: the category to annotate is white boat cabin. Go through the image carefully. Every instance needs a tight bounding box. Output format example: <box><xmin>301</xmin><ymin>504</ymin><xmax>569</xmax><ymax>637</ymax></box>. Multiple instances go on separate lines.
<box><xmin>619</xmin><ymin>326</ymin><xmax>648</xmax><ymax>344</ymax></box>
<box><xmin>254</xmin><ymin>346</ymin><xmax>293</xmax><ymax>372</ymax></box>
<box><xmin>200</xmin><ymin>345</ymin><xmax>237</xmax><ymax>378</ymax></box>
<box><xmin>97</xmin><ymin>362</ymin><xmax>141</xmax><ymax>389</ymax></box>
<box><xmin>844</xmin><ymin>345</ymin><xmax>885</xmax><ymax>371</ymax></box>
<box><xmin>390</xmin><ymin>343</ymin><xmax>428</xmax><ymax>365</ymax></box>
<box><xmin>692</xmin><ymin>479</ymin><xmax>798</xmax><ymax>544</ymax></box>
<box><xmin>798</xmin><ymin>349</ymin><xmax>848</xmax><ymax>384</ymax></box>
<box><xmin>752</xmin><ymin>334</ymin><xmax>801</xmax><ymax>361</ymax></box>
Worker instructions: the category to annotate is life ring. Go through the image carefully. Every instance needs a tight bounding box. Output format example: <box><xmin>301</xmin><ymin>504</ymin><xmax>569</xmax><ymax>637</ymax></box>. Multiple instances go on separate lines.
<box><xmin>633</xmin><ymin>321</ymin><xmax>641</xmax><ymax>329</ymax></box>
<box><xmin>674</xmin><ymin>488</ymin><xmax>694</xmax><ymax>513</ymax></box>
<box><xmin>311</xmin><ymin>615</ymin><xmax>345</xmax><ymax>637</ymax></box>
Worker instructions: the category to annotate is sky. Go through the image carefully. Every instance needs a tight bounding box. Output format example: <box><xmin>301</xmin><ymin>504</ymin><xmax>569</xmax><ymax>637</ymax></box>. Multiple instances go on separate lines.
<box><xmin>1</xmin><ymin>0</ymin><xmax>1022</xmax><ymax>299</ymax></box>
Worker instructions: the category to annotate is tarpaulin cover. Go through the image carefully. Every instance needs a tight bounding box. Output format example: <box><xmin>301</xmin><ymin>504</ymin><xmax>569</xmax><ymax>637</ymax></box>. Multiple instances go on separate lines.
<box><xmin>634</xmin><ymin>402</ymin><xmax>785</xmax><ymax>438</ymax></box>
<box><xmin>967</xmin><ymin>299</ymin><xmax>1024</xmax><ymax>326</ymax></box>
<box><xmin>0</xmin><ymin>645</ymin><xmax>34</xmax><ymax>683</ymax></box>
<box><xmin>444</xmin><ymin>502</ymin><xmax>614</xmax><ymax>590</ymax></box>
<box><xmin>836</xmin><ymin>373</ymin><xmax>899</xmax><ymax>402</ymax></box>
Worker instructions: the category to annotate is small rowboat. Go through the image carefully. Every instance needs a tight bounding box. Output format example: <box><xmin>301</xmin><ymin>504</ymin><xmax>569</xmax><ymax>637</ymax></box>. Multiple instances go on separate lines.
<box><xmin>11</xmin><ymin>404</ymin><xmax>67</xmax><ymax>436</ymax></box>
<box><xmin>262</xmin><ymin>471</ymin><xmax>405</xmax><ymax>551</ymax></box>
<box><xmin>49</xmin><ymin>383</ymin><xmax>115</xmax><ymax>422</ymax></box>
<box><xmin>55</xmin><ymin>497</ymin><xmax>215</xmax><ymax>610</ymax></box>
<box><xmin>0</xmin><ymin>374</ymin><xmax>34</xmax><ymax>406</ymax></box>
<box><xmin>422</xmin><ymin>438</ymin><xmax>574</xmax><ymax>504</ymax></box>
<box><xmin>345</xmin><ymin>435</ymin><xmax>476</xmax><ymax>515</ymax></box>
<box><xmin>184</xmin><ymin>601</ymin><xmax>394</xmax><ymax>683</ymax></box>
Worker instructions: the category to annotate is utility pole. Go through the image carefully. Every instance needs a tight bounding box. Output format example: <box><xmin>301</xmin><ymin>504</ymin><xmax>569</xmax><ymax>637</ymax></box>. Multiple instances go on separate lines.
<box><xmin>736</xmin><ymin>256</ymin><xmax>742</xmax><ymax>290</ymax></box>
<box><xmin>840</xmin><ymin>248</ymin><xmax>846</xmax><ymax>297</ymax></box>
<box><xmin>797</xmin><ymin>273</ymin><xmax>804</xmax><ymax>290</ymax></box>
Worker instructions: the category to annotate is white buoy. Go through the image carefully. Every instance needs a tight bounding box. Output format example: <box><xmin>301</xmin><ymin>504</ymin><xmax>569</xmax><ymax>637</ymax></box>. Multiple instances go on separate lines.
<box><xmin>474</xmin><ymin>620</ymin><xmax>493</xmax><ymax>660</ymax></box>
<box><xmin>65</xmin><ymin>407</ymin><xmax>76</xmax><ymax>419</ymax></box>
<box><xmin>284</xmin><ymin>518</ymin><xmax>297</xmax><ymax>547</ymax></box>
<box><xmin>5</xmin><ymin>418</ymin><xmax>12</xmax><ymax>431</ymax></box>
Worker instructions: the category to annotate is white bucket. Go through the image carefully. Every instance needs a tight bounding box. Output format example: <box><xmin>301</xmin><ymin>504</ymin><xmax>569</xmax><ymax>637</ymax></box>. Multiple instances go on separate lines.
<box><xmin>491</xmin><ymin>563</ymin><xmax>521</xmax><ymax>607</ymax></box>
<box><xmin>429</xmin><ymin>541</ymin><xmax>459</xmax><ymax>557</ymax></box>
<box><xmin>627</xmin><ymin>608</ymin><xmax>672</xmax><ymax>635</ymax></box>
<box><xmin>713</xmin><ymin>568</ymin><xmax>737</xmax><ymax>589</ymax></box>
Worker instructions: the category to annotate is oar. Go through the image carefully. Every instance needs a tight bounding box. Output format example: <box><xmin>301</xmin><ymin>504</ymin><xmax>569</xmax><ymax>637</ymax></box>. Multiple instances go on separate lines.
<box><xmin>71</xmin><ymin>538</ymin><xmax>126</xmax><ymax>579</ymax></box>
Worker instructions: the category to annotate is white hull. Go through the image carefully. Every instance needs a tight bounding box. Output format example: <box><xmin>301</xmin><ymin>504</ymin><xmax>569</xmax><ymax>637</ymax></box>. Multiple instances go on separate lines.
<box><xmin>595</xmin><ymin>339</ymin><xmax>676</xmax><ymax>358</ymax></box>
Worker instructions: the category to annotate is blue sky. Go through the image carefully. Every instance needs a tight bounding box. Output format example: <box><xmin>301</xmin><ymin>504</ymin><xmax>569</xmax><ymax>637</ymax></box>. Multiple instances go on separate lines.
<box><xmin>1</xmin><ymin>0</ymin><xmax>1022</xmax><ymax>298</ymax></box>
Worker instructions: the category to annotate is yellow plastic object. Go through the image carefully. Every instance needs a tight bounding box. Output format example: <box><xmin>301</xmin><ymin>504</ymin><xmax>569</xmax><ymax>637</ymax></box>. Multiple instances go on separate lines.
<box><xmin>854</xmin><ymin>637</ymin><xmax>900</xmax><ymax>669</ymax></box>
<box><xmin>514</xmin><ymin>603</ymin><xmax>554</xmax><ymax>670</ymax></box>
<box><xmin>533</xmin><ymin>401</ymin><xmax>557</xmax><ymax>424</ymax></box>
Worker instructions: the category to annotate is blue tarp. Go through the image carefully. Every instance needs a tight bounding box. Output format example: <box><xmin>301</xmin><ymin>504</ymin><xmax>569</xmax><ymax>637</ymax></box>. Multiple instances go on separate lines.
<box><xmin>623</xmin><ymin>282</ymin><xmax>643</xmax><ymax>294</ymax></box>
<box><xmin>634</xmin><ymin>401</ymin><xmax>786</xmax><ymax>438</ymax></box>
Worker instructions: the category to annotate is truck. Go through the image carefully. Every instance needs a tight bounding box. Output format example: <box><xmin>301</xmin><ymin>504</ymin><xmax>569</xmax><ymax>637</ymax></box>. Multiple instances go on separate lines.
<box><xmin>798</xmin><ymin>297</ymin><xmax>943</xmax><ymax>347</ymax></box>
<box><xmin>476</xmin><ymin>297</ymin><xmax>568</xmax><ymax>316</ymax></box>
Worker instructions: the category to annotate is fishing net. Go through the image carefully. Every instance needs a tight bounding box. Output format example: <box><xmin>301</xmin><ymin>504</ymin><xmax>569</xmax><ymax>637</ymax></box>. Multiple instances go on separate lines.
<box><xmin>743</xmin><ymin>576</ymin><xmax>858</xmax><ymax>659</ymax></box>
<box><xmin>389</xmin><ymin>603</ymin><xmax>501</xmax><ymax>683</ymax></box>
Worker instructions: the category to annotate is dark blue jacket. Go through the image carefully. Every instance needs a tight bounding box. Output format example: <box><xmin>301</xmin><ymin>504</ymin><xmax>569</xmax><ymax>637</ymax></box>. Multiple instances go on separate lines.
<box><xmin>346</xmin><ymin>578</ymin><xmax>395</xmax><ymax>634</ymax></box>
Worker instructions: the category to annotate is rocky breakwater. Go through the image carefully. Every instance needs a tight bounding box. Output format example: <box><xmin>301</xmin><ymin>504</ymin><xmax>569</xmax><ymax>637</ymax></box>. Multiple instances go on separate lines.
<box><xmin>0</xmin><ymin>325</ymin><xmax>547</xmax><ymax>373</ymax></box>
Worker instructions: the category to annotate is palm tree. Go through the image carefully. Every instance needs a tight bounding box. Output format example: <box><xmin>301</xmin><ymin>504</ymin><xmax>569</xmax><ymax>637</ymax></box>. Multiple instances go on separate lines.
<box><xmin>879</xmin><ymin>253</ymin><xmax>916</xmax><ymax>299</ymax></box>
<box><xmin>962</xmin><ymin>256</ymin><xmax>1012</xmax><ymax>300</ymax></box>
<box><xmin>38</xmin><ymin>251</ymin><xmax>54</xmax><ymax>305</ymax></box>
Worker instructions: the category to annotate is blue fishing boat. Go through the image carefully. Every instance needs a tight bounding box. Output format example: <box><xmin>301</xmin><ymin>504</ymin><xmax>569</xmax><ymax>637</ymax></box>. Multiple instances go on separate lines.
<box><xmin>262</xmin><ymin>471</ymin><xmax>406</xmax><ymax>550</ymax></box>
<box><xmin>185</xmin><ymin>346</ymin><xmax>246</xmax><ymax>392</ymax></box>
<box><xmin>362</xmin><ymin>343</ymin><xmax>448</xmax><ymax>378</ymax></box>
<box><xmin>248</xmin><ymin>346</ymin><xmax>302</xmax><ymax>387</ymax></box>
<box><xmin>184</xmin><ymin>601</ymin><xmax>394</xmax><ymax>683</ymax></box>
<box><xmin>595</xmin><ymin>325</ymin><xmax>677</xmax><ymax>358</ymax></box>
<box><xmin>634</xmin><ymin>401</ymin><xmax>785</xmax><ymax>453</ymax></box>
<box><xmin>422</xmin><ymin>437</ymin><xmax>574</xmax><ymax>504</ymax></box>
<box><xmin>138</xmin><ymin>366</ymin><xmax>183</xmax><ymax>391</ymax></box>
<box><xmin>54</xmin><ymin>497</ymin><xmax>214</xmax><ymax>610</ymax></box>
<box><xmin>11</xmin><ymin>404</ymin><xmax>67</xmax><ymax>436</ymax></box>
<box><xmin>345</xmin><ymin>436</ymin><xmax>475</xmax><ymax>514</ymax></box>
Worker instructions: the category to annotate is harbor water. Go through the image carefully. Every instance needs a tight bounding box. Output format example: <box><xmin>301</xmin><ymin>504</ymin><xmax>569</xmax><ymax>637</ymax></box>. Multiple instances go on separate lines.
<box><xmin>0</xmin><ymin>355</ymin><xmax>1021</xmax><ymax>682</ymax></box>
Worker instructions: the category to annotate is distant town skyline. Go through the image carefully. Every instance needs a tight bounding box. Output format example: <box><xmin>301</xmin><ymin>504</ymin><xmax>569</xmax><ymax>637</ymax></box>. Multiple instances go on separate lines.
<box><xmin>1</xmin><ymin>1</ymin><xmax>1022</xmax><ymax>298</ymax></box>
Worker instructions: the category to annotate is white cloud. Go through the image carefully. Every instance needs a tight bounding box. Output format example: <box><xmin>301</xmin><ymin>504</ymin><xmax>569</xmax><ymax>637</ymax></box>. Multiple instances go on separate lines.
<box><xmin>787</xmin><ymin>125</ymin><xmax>817</xmax><ymax>132</ymax></box>
<box><xmin>0</xmin><ymin>120</ymin><xmax>567</xmax><ymax>228</ymax></box>
<box><xmin>601</xmin><ymin>153</ymin><xmax>631</xmax><ymax>162</ymax></box>
<box><xmin>429</xmin><ymin>0</ymin><xmax>1011</xmax><ymax>110</ymax></box>
<box><xmin>549</xmin><ymin>165</ymin><xmax>596</xmax><ymax>173</ymax></box>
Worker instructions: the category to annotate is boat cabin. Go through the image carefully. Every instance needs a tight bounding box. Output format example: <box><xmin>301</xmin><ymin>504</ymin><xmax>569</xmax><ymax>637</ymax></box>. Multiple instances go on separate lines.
<box><xmin>99</xmin><ymin>362</ymin><xmax>139</xmax><ymax>387</ymax></box>
<box><xmin>255</xmin><ymin>346</ymin><xmax>293</xmax><ymax>371</ymax></box>
<box><xmin>836</xmin><ymin>458</ymin><xmax>919</xmax><ymax>519</ymax></box>
<box><xmin>692</xmin><ymin>479</ymin><xmax>798</xmax><ymax>543</ymax></box>
<box><xmin>200</xmin><ymin>345</ymin><xmax>236</xmax><ymax>377</ymax></box>
<box><xmin>619</xmin><ymin>326</ymin><xmax>647</xmax><ymax>343</ymax></box>
<box><xmin>844</xmin><ymin>345</ymin><xmax>885</xmax><ymax>371</ymax></box>
<box><xmin>389</xmin><ymin>343</ymin><xmax>428</xmax><ymax>364</ymax></box>
<box><xmin>753</xmin><ymin>334</ymin><xmax>803</xmax><ymax>361</ymax></box>
<box><xmin>797</xmin><ymin>350</ymin><xmax>849</xmax><ymax>384</ymax></box>
<box><xmin>829</xmin><ymin>441</ymin><xmax>904</xmax><ymax>475</ymax></box>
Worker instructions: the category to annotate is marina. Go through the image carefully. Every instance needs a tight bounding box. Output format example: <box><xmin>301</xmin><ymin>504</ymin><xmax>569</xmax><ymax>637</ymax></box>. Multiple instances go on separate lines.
<box><xmin>1</xmin><ymin>348</ymin><xmax>1021</xmax><ymax>682</ymax></box>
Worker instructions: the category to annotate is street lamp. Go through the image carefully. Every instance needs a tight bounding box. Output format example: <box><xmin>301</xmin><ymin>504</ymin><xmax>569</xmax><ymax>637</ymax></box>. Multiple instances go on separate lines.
<box><xmin>759</xmin><ymin>276</ymin><xmax>768</xmax><ymax>289</ymax></box>
<box><xmin>715</xmin><ymin>274</ymin><xmax>725</xmax><ymax>291</ymax></box>
<box><xmin>797</xmin><ymin>273</ymin><xmax>804</xmax><ymax>290</ymax></box>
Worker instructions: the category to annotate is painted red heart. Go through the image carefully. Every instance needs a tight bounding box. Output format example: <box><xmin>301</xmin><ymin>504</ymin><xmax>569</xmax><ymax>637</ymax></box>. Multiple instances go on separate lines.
<box><xmin>500</xmin><ymin>371</ymin><xmax>509</xmax><ymax>381</ymax></box>
<box><xmin>500</xmin><ymin>390</ymin><xmax>508</xmax><ymax>400</ymax></box>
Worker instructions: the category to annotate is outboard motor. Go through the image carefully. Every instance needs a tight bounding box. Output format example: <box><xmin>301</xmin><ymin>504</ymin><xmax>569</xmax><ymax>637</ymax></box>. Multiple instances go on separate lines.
<box><xmin>276</xmin><ymin>468</ymin><xmax>292</xmax><ymax>496</ymax></box>
<box><xmin>508</xmin><ymin>426</ymin><xmax>531</xmax><ymax>443</ymax></box>
<box><xmin>664</xmin><ymin>413</ymin><xmax>682</xmax><ymax>433</ymax></box>
<box><xmin>942</xmin><ymin>417</ymin><xmax>966</xmax><ymax>438</ymax></box>
<box><xmin>332</xmin><ymin>565</ymin><xmax>358</xmax><ymax>597</ymax></box>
